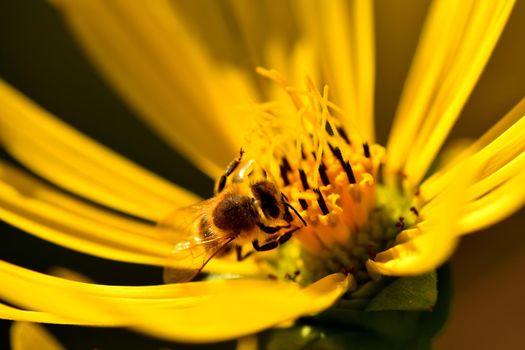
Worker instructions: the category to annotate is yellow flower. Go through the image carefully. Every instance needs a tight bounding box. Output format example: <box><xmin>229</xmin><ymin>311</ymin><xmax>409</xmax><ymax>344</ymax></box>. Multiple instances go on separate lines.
<box><xmin>0</xmin><ymin>0</ymin><xmax>523</xmax><ymax>347</ymax></box>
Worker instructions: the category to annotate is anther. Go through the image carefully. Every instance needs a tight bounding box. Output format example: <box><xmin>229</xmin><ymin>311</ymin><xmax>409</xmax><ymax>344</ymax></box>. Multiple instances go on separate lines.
<box><xmin>299</xmin><ymin>198</ymin><xmax>309</xmax><ymax>210</ymax></box>
<box><xmin>300</xmin><ymin>146</ymin><xmax>307</xmax><ymax>160</ymax></box>
<box><xmin>337</xmin><ymin>127</ymin><xmax>351</xmax><ymax>144</ymax></box>
<box><xmin>395</xmin><ymin>217</ymin><xmax>406</xmax><ymax>231</ymax></box>
<box><xmin>325</xmin><ymin>122</ymin><xmax>335</xmax><ymax>136</ymax></box>
<box><xmin>410</xmin><ymin>206</ymin><xmax>419</xmax><ymax>216</ymax></box>
<box><xmin>299</xmin><ymin>169</ymin><xmax>310</xmax><ymax>190</ymax></box>
<box><xmin>363</xmin><ymin>143</ymin><xmax>371</xmax><ymax>158</ymax></box>
<box><xmin>328</xmin><ymin>144</ymin><xmax>344</xmax><ymax>163</ymax></box>
<box><xmin>328</xmin><ymin>144</ymin><xmax>356</xmax><ymax>184</ymax></box>
<box><xmin>281</xmin><ymin>157</ymin><xmax>292</xmax><ymax>172</ymax></box>
<box><xmin>279</xmin><ymin>164</ymin><xmax>290</xmax><ymax>185</ymax></box>
<box><xmin>318</xmin><ymin>163</ymin><xmax>330</xmax><ymax>186</ymax></box>
<box><xmin>313</xmin><ymin>188</ymin><xmax>329</xmax><ymax>215</ymax></box>
<box><xmin>344</xmin><ymin>161</ymin><xmax>357</xmax><ymax>184</ymax></box>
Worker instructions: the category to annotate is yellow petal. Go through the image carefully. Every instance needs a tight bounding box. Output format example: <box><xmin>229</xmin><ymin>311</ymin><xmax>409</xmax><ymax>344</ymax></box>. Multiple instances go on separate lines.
<box><xmin>293</xmin><ymin>0</ymin><xmax>375</xmax><ymax>143</ymax></box>
<box><xmin>0</xmin><ymin>260</ymin><xmax>350</xmax><ymax>342</ymax></box>
<box><xmin>10</xmin><ymin>322</ymin><xmax>65</xmax><ymax>350</ymax></box>
<box><xmin>0</xmin><ymin>160</ymin><xmax>257</xmax><ymax>275</ymax></box>
<box><xmin>169</xmin><ymin>1</ymin><xmax>251</xmax><ymax>68</ymax></box>
<box><xmin>387</xmin><ymin>0</ymin><xmax>515</xmax><ymax>186</ymax></box>
<box><xmin>416</xmin><ymin>106</ymin><xmax>524</xmax><ymax>236</ymax></box>
<box><xmin>421</xmin><ymin>107</ymin><xmax>525</xmax><ymax>202</ymax></box>
<box><xmin>368</xmin><ymin>158</ymin><xmax>477</xmax><ymax>275</ymax></box>
<box><xmin>0</xmin><ymin>303</ymin><xmax>85</xmax><ymax>325</ymax></box>
<box><xmin>458</xmin><ymin>168</ymin><xmax>525</xmax><ymax>234</ymax></box>
<box><xmin>445</xmin><ymin>98</ymin><xmax>525</xmax><ymax>170</ymax></box>
<box><xmin>0</xmin><ymin>160</ymin><xmax>162</xmax><ymax>239</ymax></box>
<box><xmin>367</xmin><ymin>227</ymin><xmax>459</xmax><ymax>276</ymax></box>
<box><xmin>52</xmin><ymin>0</ymin><xmax>260</xmax><ymax>177</ymax></box>
<box><xmin>135</xmin><ymin>273</ymin><xmax>350</xmax><ymax>343</ymax></box>
<box><xmin>0</xmin><ymin>80</ymin><xmax>199</xmax><ymax>221</ymax></box>
<box><xmin>0</xmin><ymin>173</ymin><xmax>174</xmax><ymax>266</ymax></box>
<box><xmin>467</xmin><ymin>151</ymin><xmax>525</xmax><ymax>202</ymax></box>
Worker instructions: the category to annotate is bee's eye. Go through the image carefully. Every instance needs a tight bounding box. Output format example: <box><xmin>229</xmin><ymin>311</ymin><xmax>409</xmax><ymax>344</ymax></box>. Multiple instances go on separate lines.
<box><xmin>264</xmin><ymin>203</ymin><xmax>281</xmax><ymax>219</ymax></box>
<box><xmin>251</xmin><ymin>181</ymin><xmax>281</xmax><ymax>219</ymax></box>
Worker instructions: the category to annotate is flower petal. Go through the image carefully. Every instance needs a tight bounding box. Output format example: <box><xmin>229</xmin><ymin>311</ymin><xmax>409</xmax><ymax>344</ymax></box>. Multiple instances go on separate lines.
<box><xmin>10</xmin><ymin>322</ymin><xmax>65</xmax><ymax>350</ymax></box>
<box><xmin>294</xmin><ymin>0</ymin><xmax>375</xmax><ymax>142</ymax></box>
<box><xmin>417</xmin><ymin>102</ymin><xmax>525</xmax><ymax>235</ymax></box>
<box><xmin>0</xmin><ymin>80</ymin><xmax>199</xmax><ymax>221</ymax></box>
<box><xmin>421</xmin><ymin>99</ymin><xmax>525</xmax><ymax>200</ymax></box>
<box><xmin>368</xmin><ymin>158</ymin><xmax>477</xmax><ymax>275</ymax></box>
<box><xmin>0</xmin><ymin>304</ymin><xmax>83</xmax><ymax>325</ymax></box>
<box><xmin>387</xmin><ymin>0</ymin><xmax>515</xmax><ymax>186</ymax></box>
<box><xmin>0</xmin><ymin>160</ymin><xmax>258</xmax><ymax>275</ymax></box>
<box><xmin>0</xmin><ymin>260</ymin><xmax>350</xmax><ymax>343</ymax></box>
<box><xmin>458</xmin><ymin>168</ymin><xmax>525</xmax><ymax>234</ymax></box>
<box><xmin>52</xmin><ymin>0</ymin><xmax>260</xmax><ymax>177</ymax></box>
<box><xmin>0</xmin><ymin>173</ymin><xmax>172</xmax><ymax>266</ymax></box>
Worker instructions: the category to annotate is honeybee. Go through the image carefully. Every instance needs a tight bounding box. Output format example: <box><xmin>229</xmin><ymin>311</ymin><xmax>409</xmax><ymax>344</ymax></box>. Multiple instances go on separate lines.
<box><xmin>159</xmin><ymin>150</ymin><xmax>306</xmax><ymax>283</ymax></box>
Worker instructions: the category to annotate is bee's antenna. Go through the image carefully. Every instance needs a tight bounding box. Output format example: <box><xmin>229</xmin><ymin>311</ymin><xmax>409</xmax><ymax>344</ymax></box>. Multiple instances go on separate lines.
<box><xmin>284</xmin><ymin>202</ymin><xmax>307</xmax><ymax>227</ymax></box>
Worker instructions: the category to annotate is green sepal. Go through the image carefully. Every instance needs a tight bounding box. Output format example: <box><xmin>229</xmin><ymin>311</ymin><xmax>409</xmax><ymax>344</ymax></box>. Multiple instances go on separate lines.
<box><xmin>365</xmin><ymin>271</ymin><xmax>437</xmax><ymax>311</ymax></box>
<box><xmin>257</xmin><ymin>265</ymin><xmax>452</xmax><ymax>350</ymax></box>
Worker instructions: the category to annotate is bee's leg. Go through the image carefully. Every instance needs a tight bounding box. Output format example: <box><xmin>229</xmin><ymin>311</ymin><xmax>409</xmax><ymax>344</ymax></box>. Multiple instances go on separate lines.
<box><xmin>252</xmin><ymin>227</ymin><xmax>301</xmax><ymax>251</ymax></box>
<box><xmin>235</xmin><ymin>244</ymin><xmax>254</xmax><ymax>261</ymax></box>
<box><xmin>257</xmin><ymin>223</ymin><xmax>291</xmax><ymax>234</ymax></box>
<box><xmin>215</xmin><ymin>149</ymin><xmax>244</xmax><ymax>194</ymax></box>
<box><xmin>252</xmin><ymin>239</ymin><xmax>279</xmax><ymax>251</ymax></box>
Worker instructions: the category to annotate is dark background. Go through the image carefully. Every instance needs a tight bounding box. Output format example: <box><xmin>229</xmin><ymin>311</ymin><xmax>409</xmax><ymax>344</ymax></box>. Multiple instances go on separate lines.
<box><xmin>0</xmin><ymin>0</ymin><xmax>523</xmax><ymax>349</ymax></box>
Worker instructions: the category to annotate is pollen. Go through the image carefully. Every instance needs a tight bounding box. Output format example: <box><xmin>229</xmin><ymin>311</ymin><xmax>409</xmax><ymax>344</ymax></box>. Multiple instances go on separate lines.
<box><xmin>248</xmin><ymin>69</ymin><xmax>418</xmax><ymax>292</ymax></box>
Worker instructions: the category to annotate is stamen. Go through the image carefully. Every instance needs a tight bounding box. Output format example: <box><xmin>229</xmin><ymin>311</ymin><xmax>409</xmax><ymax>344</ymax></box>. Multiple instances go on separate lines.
<box><xmin>328</xmin><ymin>144</ymin><xmax>344</xmax><ymax>163</ymax></box>
<box><xmin>313</xmin><ymin>188</ymin><xmax>329</xmax><ymax>215</ymax></box>
<box><xmin>318</xmin><ymin>163</ymin><xmax>330</xmax><ymax>186</ymax></box>
<box><xmin>325</xmin><ymin>122</ymin><xmax>335</xmax><ymax>136</ymax></box>
<box><xmin>281</xmin><ymin>157</ymin><xmax>292</xmax><ymax>172</ymax></box>
<box><xmin>343</xmin><ymin>161</ymin><xmax>357</xmax><ymax>184</ymax></box>
<box><xmin>328</xmin><ymin>144</ymin><xmax>356</xmax><ymax>184</ymax></box>
<box><xmin>299</xmin><ymin>169</ymin><xmax>310</xmax><ymax>190</ymax></box>
<box><xmin>395</xmin><ymin>217</ymin><xmax>406</xmax><ymax>231</ymax></box>
<box><xmin>300</xmin><ymin>146</ymin><xmax>307</xmax><ymax>160</ymax></box>
<box><xmin>337</xmin><ymin>127</ymin><xmax>351</xmax><ymax>144</ymax></box>
<box><xmin>279</xmin><ymin>164</ymin><xmax>290</xmax><ymax>186</ymax></box>
<box><xmin>298</xmin><ymin>198</ymin><xmax>309</xmax><ymax>210</ymax></box>
<box><xmin>250</xmin><ymin>71</ymin><xmax>410</xmax><ymax>289</ymax></box>
<box><xmin>363</xmin><ymin>143</ymin><xmax>371</xmax><ymax>158</ymax></box>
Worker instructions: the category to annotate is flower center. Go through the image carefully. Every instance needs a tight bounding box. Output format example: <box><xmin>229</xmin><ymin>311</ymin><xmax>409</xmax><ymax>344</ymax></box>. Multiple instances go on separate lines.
<box><xmin>246</xmin><ymin>70</ymin><xmax>417</xmax><ymax>292</ymax></box>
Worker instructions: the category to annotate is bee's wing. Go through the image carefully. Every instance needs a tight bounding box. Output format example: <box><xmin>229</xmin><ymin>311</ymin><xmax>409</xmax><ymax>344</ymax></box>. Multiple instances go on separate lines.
<box><xmin>158</xmin><ymin>202</ymin><xmax>235</xmax><ymax>283</ymax></box>
<box><xmin>162</xmin><ymin>234</ymin><xmax>236</xmax><ymax>283</ymax></box>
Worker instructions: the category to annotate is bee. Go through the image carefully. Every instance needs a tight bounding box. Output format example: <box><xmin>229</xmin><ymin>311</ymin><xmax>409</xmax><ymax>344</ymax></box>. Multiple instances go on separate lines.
<box><xmin>159</xmin><ymin>150</ymin><xmax>306</xmax><ymax>283</ymax></box>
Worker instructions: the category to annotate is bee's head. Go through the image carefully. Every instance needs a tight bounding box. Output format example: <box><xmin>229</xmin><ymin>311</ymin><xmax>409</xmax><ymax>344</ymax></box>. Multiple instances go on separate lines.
<box><xmin>250</xmin><ymin>180</ymin><xmax>283</xmax><ymax>220</ymax></box>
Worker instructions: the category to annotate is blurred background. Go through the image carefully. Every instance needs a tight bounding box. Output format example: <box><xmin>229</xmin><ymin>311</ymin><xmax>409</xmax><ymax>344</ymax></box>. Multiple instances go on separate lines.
<box><xmin>0</xmin><ymin>0</ymin><xmax>523</xmax><ymax>349</ymax></box>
